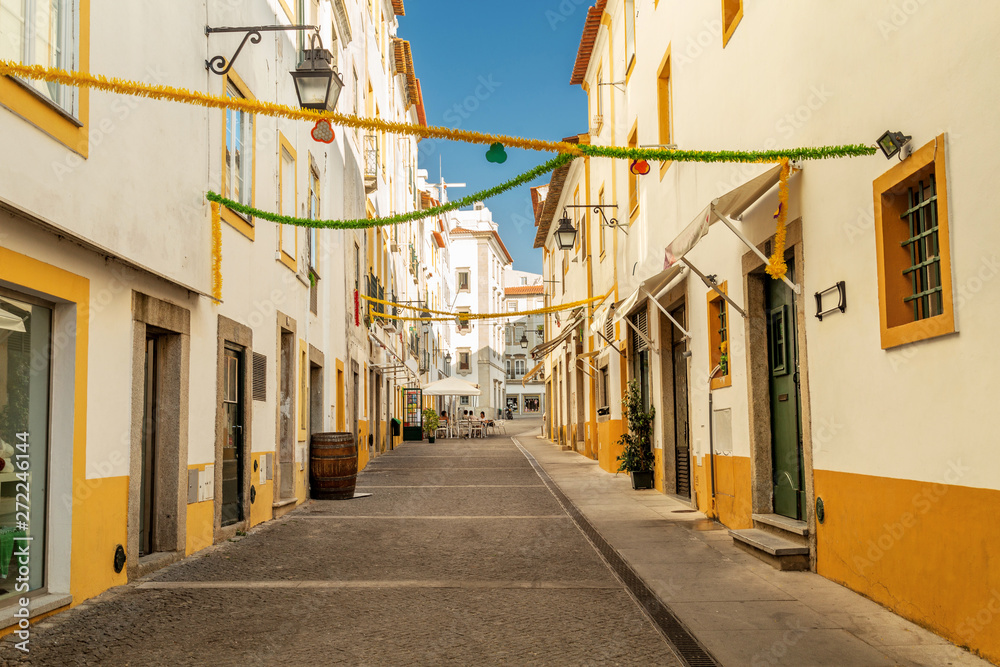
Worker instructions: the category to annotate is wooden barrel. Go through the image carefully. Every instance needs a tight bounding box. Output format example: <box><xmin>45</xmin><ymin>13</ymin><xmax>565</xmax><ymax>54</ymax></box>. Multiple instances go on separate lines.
<box><xmin>310</xmin><ymin>432</ymin><xmax>358</xmax><ymax>500</ymax></box>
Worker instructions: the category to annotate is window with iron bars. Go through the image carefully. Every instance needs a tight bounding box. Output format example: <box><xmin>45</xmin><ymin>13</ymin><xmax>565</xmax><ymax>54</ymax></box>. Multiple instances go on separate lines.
<box><xmin>900</xmin><ymin>173</ymin><xmax>942</xmax><ymax>321</ymax></box>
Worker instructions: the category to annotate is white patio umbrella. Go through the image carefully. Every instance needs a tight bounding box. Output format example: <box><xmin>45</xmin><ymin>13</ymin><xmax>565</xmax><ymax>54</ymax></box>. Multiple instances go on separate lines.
<box><xmin>420</xmin><ymin>376</ymin><xmax>480</xmax><ymax>396</ymax></box>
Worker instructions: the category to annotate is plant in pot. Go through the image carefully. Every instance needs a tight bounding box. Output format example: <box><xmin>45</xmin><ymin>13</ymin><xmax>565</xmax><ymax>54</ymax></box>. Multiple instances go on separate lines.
<box><xmin>616</xmin><ymin>379</ymin><xmax>656</xmax><ymax>490</ymax></box>
<box><xmin>422</xmin><ymin>409</ymin><xmax>440</xmax><ymax>443</ymax></box>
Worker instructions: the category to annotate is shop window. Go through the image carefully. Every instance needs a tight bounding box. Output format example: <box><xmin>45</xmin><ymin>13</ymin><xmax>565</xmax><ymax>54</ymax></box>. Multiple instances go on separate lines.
<box><xmin>524</xmin><ymin>395</ymin><xmax>540</xmax><ymax>413</ymax></box>
<box><xmin>873</xmin><ymin>134</ymin><xmax>954</xmax><ymax>349</ymax></box>
<box><xmin>722</xmin><ymin>0</ymin><xmax>743</xmax><ymax>47</ymax></box>
<box><xmin>0</xmin><ymin>293</ymin><xmax>50</xmax><ymax>604</ymax></box>
<box><xmin>707</xmin><ymin>282</ymin><xmax>732</xmax><ymax>389</ymax></box>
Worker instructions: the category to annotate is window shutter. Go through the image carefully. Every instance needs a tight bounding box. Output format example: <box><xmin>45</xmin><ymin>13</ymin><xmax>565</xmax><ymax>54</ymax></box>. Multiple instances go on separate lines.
<box><xmin>631</xmin><ymin>310</ymin><xmax>648</xmax><ymax>352</ymax></box>
<box><xmin>252</xmin><ymin>352</ymin><xmax>267</xmax><ymax>401</ymax></box>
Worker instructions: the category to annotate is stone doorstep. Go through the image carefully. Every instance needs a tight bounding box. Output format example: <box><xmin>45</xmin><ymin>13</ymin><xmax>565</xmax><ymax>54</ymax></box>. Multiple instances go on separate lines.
<box><xmin>272</xmin><ymin>497</ymin><xmax>298</xmax><ymax>519</ymax></box>
<box><xmin>730</xmin><ymin>528</ymin><xmax>811</xmax><ymax>571</ymax></box>
<box><xmin>752</xmin><ymin>513</ymin><xmax>809</xmax><ymax>536</ymax></box>
<box><xmin>729</xmin><ymin>529</ymin><xmax>810</xmax><ymax>556</ymax></box>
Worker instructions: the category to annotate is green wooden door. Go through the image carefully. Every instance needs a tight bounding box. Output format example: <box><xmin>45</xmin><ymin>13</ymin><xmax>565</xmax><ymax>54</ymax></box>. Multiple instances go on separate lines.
<box><xmin>766</xmin><ymin>260</ymin><xmax>805</xmax><ymax>520</ymax></box>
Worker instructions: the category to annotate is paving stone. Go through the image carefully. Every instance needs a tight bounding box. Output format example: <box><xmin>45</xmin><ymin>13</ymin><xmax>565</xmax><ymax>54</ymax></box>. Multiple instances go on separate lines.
<box><xmin>0</xmin><ymin>431</ymin><xmax>681</xmax><ymax>666</ymax></box>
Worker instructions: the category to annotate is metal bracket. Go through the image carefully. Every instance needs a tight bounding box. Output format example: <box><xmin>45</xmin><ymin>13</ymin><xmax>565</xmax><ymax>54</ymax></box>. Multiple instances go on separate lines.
<box><xmin>205</xmin><ymin>24</ymin><xmax>320</xmax><ymax>75</ymax></box>
<box><xmin>815</xmin><ymin>281</ymin><xmax>847</xmax><ymax>321</ymax></box>
<box><xmin>710</xmin><ymin>206</ymin><xmax>802</xmax><ymax>296</ymax></box>
<box><xmin>564</xmin><ymin>204</ymin><xmax>627</xmax><ymax>235</ymax></box>
<box><xmin>599</xmin><ymin>80</ymin><xmax>626</xmax><ymax>93</ymax></box>
<box><xmin>595</xmin><ymin>328</ymin><xmax>625</xmax><ymax>357</ymax></box>
<box><xmin>680</xmin><ymin>257</ymin><xmax>748</xmax><ymax>320</ymax></box>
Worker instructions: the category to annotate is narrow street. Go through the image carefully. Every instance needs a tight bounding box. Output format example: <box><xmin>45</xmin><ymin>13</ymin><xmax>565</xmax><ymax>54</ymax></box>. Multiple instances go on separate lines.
<box><xmin>0</xmin><ymin>420</ymin><xmax>683</xmax><ymax>666</ymax></box>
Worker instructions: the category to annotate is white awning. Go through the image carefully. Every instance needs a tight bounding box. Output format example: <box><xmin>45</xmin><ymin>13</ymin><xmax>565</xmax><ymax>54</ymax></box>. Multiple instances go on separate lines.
<box><xmin>529</xmin><ymin>315</ymin><xmax>583</xmax><ymax>360</ymax></box>
<box><xmin>589</xmin><ymin>298</ymin><xmax>614</xmax><ymax>336</ymax></box>
<box><xmin>664</xmin><ymin>164</ymin><xmax>782</xmax><ymax>268</ymax></box>
<box><xmin>663</xmin><ymin>164</ymin><xmax>800</xmax><ymax>297</ymax></box>
<box><xmin>521</xmin><ymin>360</ymin><xmax>545</xmax><ymax>387</ymax></box>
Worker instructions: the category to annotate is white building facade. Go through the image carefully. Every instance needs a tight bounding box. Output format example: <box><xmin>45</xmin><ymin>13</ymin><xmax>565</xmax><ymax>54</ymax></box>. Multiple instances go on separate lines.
<box><xmin>502</xmin><ymin>270</ymin><xmax>546</xmax><ymax>418</ymax></box>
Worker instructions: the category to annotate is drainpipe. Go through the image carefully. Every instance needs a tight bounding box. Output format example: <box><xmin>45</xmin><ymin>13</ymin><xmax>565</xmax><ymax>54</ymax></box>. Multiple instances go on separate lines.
<box><xmin>707</xmin><ymin>364</ymin><xmax>722</xmax><ymax>514</ymax></box>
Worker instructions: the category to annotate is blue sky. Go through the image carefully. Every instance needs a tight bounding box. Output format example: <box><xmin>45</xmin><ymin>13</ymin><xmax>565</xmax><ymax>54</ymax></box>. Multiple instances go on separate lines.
<box><xmin>401</xmin><ymin>1</ymin><xmax>589</xmax><ymax>274</ymax></box>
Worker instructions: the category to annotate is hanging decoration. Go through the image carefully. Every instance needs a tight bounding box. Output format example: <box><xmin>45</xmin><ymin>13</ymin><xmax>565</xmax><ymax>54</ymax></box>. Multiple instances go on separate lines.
<box><xmin>360</xmin><ymin>290</ymin><xmax>611</xmax><ymax>321</ymax></box>
<box><xmin>0</xmin><ymin>62</ymin><xmax>879</xmax><ymax>163</ymax></box>
<box><xmin>311</xmin><ymin>119</ymin><xmax>335</xmax><ymax>143</ymax></box>
<box><xmin>629</xmin><ymin>159</ymin><xmax>651</xmax><ymax>175</ymax></box>
<box><xmin>766</xmin><ymin>159</ymin><xmax>792</xmax><ymax>281</ymax></box>
<box><xmin>206</xmin><ymin>153</ymin><xmax>574</xmax><ymax>229</ymax></box>
<box><xmin>210</xmin><ymin>201</ymin><xmax>222</xmax><ymax>302</ymax></box>
<box><xmin>485</xmin><ymin>142</ymin><xmax>508</xmax><ymax>164</ymax></box>
<box><xmin>0</xmin><ymin>61</ymin><xmax>582</xmax><ymax>156</ymax></box>
<box><xmin>579</xmin><ymin>143</ymin><xmax>876</xmax><ymax>164</ymax></box>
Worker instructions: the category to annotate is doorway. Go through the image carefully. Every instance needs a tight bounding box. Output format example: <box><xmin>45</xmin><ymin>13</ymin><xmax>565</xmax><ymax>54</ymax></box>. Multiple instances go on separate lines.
<box><xmin>670</xmin><ymin>306</ymin><xmax>691</xmax><ymax>499</ymax></box>
<box><xmin>139</xmin><ymin>334</ymin><xmax>160</xmax><ymax>556</ymax></box>
<box><xmin>373</xmin><ymin>371</ymin><xmax>382</xmax><ymax>453</ymax></box>
<box><xmin>278</xmin><ymin>331</ymin><xmax>295</xmax><ymax>500</ymax></box>
<box><xmin>767</xmin><ymin>258</ymin><xmax>805</xmax><ymax>520</ymax></box>
<box><xmin>221</xmin><ymin>346</ymin><xmax>245</xmax><ymax>526</ymax></box>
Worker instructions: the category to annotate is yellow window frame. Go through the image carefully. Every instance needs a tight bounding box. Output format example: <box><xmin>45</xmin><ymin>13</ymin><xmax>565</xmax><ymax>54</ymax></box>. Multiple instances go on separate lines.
<box><xmin>657</xmin><ymin>46</ymin><xmax>673</xmax><ymax>179</ymax></box>
<box><xmin>873</xmin><ymin>134</ymin><xmax>954</xmax><ymax>349</ymax></box>
<box><xmin>220</xmin><ymin>70</ymin><xmax>256</xmax><ymax>240</ymax></box>
<box><xmin>0</xmin><ymin>0</ymin><xmax>91</xmax><ymax>156</ymax></box>
<box><xmin>722</xmin><ymin>0</ymin><xmax>743</xmax><ymax>48</ymax></box>
<box><xmin>277</xmin><ymin>131</ymin><xmax>298</xmax><ymax>272</ymax></box>
<box><xmin>707</xmin><ymin>281</ymin><xmax>732</xmax><ymax>390</ymax></box>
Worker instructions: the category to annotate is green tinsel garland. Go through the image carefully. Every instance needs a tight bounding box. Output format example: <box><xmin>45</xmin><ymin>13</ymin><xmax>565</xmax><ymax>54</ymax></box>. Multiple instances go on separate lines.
<box><xmin>206</xmin><ymin>153</ymin><xmax>575</xmax><ymax>229</ymax></box>
<box><xmin>578</xmin><ymin>143</ymin><xmax>877</xmax><ymax>163</ymax></box>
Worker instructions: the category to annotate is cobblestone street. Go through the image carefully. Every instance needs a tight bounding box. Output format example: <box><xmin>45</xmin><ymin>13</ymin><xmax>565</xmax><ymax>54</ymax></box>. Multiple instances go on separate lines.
<box><xmin>0</xmin><ymin>421</ymin><xmax>683</xmax><ymax>666</ymax></box>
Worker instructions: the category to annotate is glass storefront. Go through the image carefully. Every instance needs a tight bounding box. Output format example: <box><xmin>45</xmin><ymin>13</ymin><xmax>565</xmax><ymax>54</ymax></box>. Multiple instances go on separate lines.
<box><xmin>524</xmin><ymin>396</ymin><xmax>540</xmax><ymax>413</ymax></box>
<box><xmin>0</xmin><ymin>294</ymin><xmax>50</xmax><ymax>603</ymax></box>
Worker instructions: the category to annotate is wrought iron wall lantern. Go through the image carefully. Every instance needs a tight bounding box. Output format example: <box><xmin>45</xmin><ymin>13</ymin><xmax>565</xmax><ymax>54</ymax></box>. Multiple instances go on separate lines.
<box><xmin>815</xmin><ymin>281</ymin><xmax>846</xmax><ymax>321</ymax></box>
<box><xmin>206</xmin><ymin>24</ymin><xmax>344</xmax><ymax>111</ymax></box>
<box><xmin>519</xmin><ymin>333</ymin><xmax>529</xmax><ymax>349</ymax></box>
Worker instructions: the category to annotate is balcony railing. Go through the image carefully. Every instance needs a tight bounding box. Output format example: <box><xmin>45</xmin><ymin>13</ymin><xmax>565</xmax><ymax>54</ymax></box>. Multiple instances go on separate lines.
<box><xmin>364</xmin><ymin>135</ymin><xmax>378</xmax><ymax>179</ymax></box>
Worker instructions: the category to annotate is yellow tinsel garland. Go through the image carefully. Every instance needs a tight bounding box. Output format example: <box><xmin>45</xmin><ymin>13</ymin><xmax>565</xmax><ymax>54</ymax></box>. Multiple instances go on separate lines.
<box><xmin>765</xmin><ymin>160</ymin><xmax>791</xmax><ymax>281</ymax></box>
<box><xmin>361</xmin><ymin>291</ymin><xmax>610</xmax><ymax>321</ymax></box>
<box><xmin>0</xmin><ymin>61</ymin><xmax>584</xmax><ymax>156</ymax></box>
<box><xmin>210</xmin><ymin>201</ymin><xmax>222</xmax><ymax>301</ymax></box>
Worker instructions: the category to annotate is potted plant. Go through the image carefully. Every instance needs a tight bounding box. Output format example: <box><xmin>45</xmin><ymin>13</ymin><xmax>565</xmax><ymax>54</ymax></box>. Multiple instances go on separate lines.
<box><xmin>422</xmin><ymin>409</ymin><xmax>440</xmax><ymax>443</ymax></box>
<box><xmin>616</xmin><ymin>379</ymin><xmax>656</xmax><ymax>490</ymax></box>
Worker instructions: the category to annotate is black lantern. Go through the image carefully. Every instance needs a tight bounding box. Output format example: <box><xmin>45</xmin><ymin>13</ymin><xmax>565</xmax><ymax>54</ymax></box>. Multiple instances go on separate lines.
<box><xmin>554</xmin><ymin>210</ymin><xmax>577</xmax><ymax>250</ymax></box>
<box><xmin>877</xmin><ymin>130</ymin><xmax>912</xmax><ymax>160</ymax></box>
<box><xmin>444</xmin><ymin>352</ymin><xmax>452</xmax><ymax>364</ymax></box>
<box><xmin>519</xmin><ymin>332</ymin><xmax>529</xmax><ymax>349</ymax></box>
<box><xmin>291</xmin><ymin>33</ymin><xmax>344</xmax><ymax>111</ymax></box>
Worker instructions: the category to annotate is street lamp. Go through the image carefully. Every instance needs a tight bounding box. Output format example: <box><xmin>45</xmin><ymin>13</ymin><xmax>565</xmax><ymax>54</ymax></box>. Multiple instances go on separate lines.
<box><xmin>444</xmin><ymin>352</ymin><xmax>452</xmax><ymax>364</ymax></box>
<box><xmin>519</xmin><ymin>332</ymin><xmax>529</xmax><ymax>349</ymax></box>
<box><xmin>554</xmin><ymin>210</ymin><xmax>577</xmax><ymax>250</ymax></box>
<box><xmin>291</xmin><ymin>32</ymin><xmax>344</xmax><ymax>111</ymax></box>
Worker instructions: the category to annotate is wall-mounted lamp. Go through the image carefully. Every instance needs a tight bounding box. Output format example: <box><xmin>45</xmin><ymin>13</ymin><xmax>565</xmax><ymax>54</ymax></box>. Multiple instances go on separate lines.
<box><xmin>519</xmin><ymin>333</ymin><xmax>529</xmax><ymax>349</ymax></box>
<box><xmin>554</xmin><ymin>211</ymin><xmax>578</xmax><ymax>250</ymax></box>
<box><xmin>291</xmin><ymin>32</ymin><xmax>344</xmax><ymax>111</ymax></box>
<box><xmin>206</xmin><ymin>24</ymin><xmax>343</xmax><ymax>111</ymax></box>
<box><xmin>444</xmin><ymin>352</ymin><xmax>452</xmax><ymax>364</ymax></box>
<box><xmin>877</xmin><ymin>131</ymin><xmax>912</xmax><ymax>160</ymax></box>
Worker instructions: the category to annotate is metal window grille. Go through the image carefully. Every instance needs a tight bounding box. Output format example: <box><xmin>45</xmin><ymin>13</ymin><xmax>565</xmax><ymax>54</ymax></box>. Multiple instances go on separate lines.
<box><xmin>605</xmin><ymin>317</ymin><xmax>614</xmax><ymax>342</ymax></box>
<box><xmin>310</xmin><ymin>279</ymin><xmax>318</xmax><ymax>315</ymax></box>
<box><xmin>252</xmin><ymin>352</ymin><xmax>267</xmax><ymax>401</ymax></box>
<box><xmin>901</xmin><ymin>173</ymin><xmax>943</xmax><ymax>320</ymax></box>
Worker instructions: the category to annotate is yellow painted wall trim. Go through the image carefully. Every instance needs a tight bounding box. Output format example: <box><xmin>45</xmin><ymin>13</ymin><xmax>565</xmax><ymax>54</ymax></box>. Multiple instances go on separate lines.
<box><xmin>277</xmin><ymin>131</ymin><xmax>299</xmax><ymax>271</ymax></box>
<box><xmin>815</xmin><ymin>468</ymin><xmax>1000</xmax><ymax>664</ymax></box>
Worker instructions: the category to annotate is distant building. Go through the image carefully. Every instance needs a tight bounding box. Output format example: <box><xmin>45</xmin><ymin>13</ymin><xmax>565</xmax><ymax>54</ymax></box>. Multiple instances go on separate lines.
<box><xmin>448</xmin><ymin>203</ymin><xmax>512</xmax><ymax>416</ymax></box>
<box><xmin>503</xmin><ymin>270</ymin><xmax>546</xmax><ymax>418</ymax></box>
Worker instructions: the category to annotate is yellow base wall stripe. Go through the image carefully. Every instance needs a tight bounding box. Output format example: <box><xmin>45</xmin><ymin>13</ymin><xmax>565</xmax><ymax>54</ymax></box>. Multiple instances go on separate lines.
<box><xmin>185</xmin><ymin>500</ymin><xmax>214</xmax><ymax>556</ymax></box>
<box><xmin>815</xmin><ymin>469</ymin><xmax>1000</xmax><ymax>664</ymax></box>
<box><xmin>71</xmin><ymin>476</ymin><xmax>129</xmax><ymax>603</ymax></box>
<box><xmin>691</xmin><ymin>455</ymin><xmax>753</xmax><ymax>529</ymax></box>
